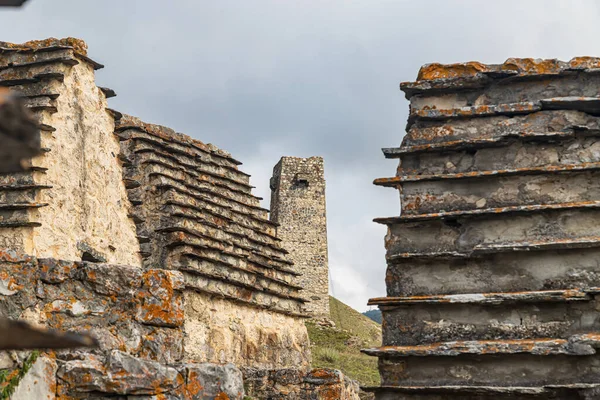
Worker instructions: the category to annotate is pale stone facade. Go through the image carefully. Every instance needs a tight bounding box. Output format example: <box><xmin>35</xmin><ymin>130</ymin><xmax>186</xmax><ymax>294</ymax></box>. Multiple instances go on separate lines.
<box><xmin>184</xmin><ymin>293</ymin><xmax>310</xmax><ymax>369</ymax></box>
<box><xmin>269</xmin><ymin>156</ymin><xmax>330</xmax><ymax>318</ymax></box>
<box><xmin>0</xmin><ymin>39</ymin><xmax>141</xmax><ymax>266</ymax></box>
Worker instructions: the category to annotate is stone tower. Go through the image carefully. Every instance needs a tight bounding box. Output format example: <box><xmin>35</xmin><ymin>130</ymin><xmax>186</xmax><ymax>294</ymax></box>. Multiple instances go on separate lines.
<box><xmin>270</xmin><ymin>156</ymin><xmax>330</xmax><ymax>318</ymax></box>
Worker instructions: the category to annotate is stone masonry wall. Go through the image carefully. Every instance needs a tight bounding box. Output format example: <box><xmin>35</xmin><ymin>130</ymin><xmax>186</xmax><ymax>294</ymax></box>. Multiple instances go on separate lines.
<box><xmin>269</xmin><ymin>157</ymin><xmax>330</xmax><ymax>318</ymax></box>
<box><xmin>183</xmin><ymin>292</ymin><xmax>310</xmax><ymax>369</ymax></box>
<box><xmin>366</xmin><ymin>57</ymin><xmax>600</xmax><ymax>399</ymax></box>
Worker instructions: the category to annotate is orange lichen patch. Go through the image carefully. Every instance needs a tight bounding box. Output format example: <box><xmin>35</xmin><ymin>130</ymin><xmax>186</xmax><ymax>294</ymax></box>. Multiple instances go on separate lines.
<box><xmin>405</xmin><ymin>125</ymin><xmax>455</xmax><ymax>143</ymax></box>
<box><xmin>573</xmin><ymin>333</ymin><xmax>600</xmax><ymax>345</ymax></box>
<box><xmin>0</xmin><ymin>369</ymin><xmax>20</xmax><ymax>391</ymax></box>
<box><xmin>0</xmin><ymin>37</ymin><xmax>88</xmax><ymax>56</ymax></box>
<box><xmin>215</xmin><ymin>392</ymin><xmax>230</xmax><ymax>400</ymax></box>
<box><xmin>417</xmin><ymin>62</ymin><xmax>489</xmax><ymax>81</ymax></box>
<box><xmin>413</xmin><ymin>57</ymin><xmax>600</xmax><ymax>83</ymax></box>
<box><xmin>137</xmin><ymin>270</ymin><xmax>185</xmax><ymax>327</ymax></box>
<box><xmin>183</xmin><ymin>370</ymin><xmax>204</xmax><ymax>397</ymax></box>
<box><xmin>412</xmin><ymin>102</ymin><xmax>540</xmax><ymax>120</ymax></box>
<box><xmin>502</xmin><ymin>58</ymin><xmax>562</xmax><ymax>75</ymax></box>
<box><xmin>310</xmin><ymin>368</ymin><xmax>340</xmax><ymax>380</ymax></box>
<box><xmin>0</xmin><ymin>248</ymin><xmax>34</xmax><ymax>263</ymax></box>
<box><xmin>569</xmin><ymin>56</ymin><xmax>600</xmax><ymax>70</ymax></box>
<box><xmin>39</xmin><ymin>260</ymin><xmax>77</xmax><ymax>283</ymax></box>
<box><xmin>0</xmin><ymin>270</ymin><xmax>24</xmax><ymax>292</ymax></box>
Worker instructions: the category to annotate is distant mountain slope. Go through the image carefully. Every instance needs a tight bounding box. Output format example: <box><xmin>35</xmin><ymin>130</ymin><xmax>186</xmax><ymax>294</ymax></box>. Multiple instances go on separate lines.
<box><xmin>362</xmin><ymin>309</ymin><xmax>382</xmax><ymax>324</ymax></box>
<box><xmin>307</xmin><ymin>296</ymin><xmax>381</xmax><ymax>387</ymax></box>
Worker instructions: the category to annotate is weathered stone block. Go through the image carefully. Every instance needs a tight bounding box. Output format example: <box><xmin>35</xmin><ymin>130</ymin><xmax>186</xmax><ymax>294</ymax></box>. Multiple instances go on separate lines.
<box><xmin>137</xmin><ymin>270</ymin><xmax>184</xmax><ymax>328</ymax></box>
<box><xmin>139</xmin><ymin>327</ymin><xmax>184</xmax><ymax>364</ymax></box>
<box><xmin>39</xmin><ymin>258</ymin><xmax>77</xmax><ymax>284</ymax></box>
<box><xmin>81</xmin><ymin>262</ymin><xmax>142</xmax><ymax>296</ymax></box>
<box><xmin>57</xmin><ymin>350</ymin><xmax>184</xmax><ymax>396</ymax></box>
<box><xmin>180</xmin><ymin>363</ymin><xmax>244</xmax><ymax>399</ymax></box>
<box><xmin>10</xmin><ymin>355</ymin><xmax>57</xmax><ymax>400</ymax></box>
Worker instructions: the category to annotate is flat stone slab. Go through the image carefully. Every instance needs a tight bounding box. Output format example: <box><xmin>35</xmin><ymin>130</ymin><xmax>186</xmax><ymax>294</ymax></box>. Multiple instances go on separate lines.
<box><xmin>368</xmin><ymin>289</ymin><xmax>592</xmax><ymax>307</ymax></box>
<box><xmin>362</xmin><ymin>334</ymin><xmax>600</xmax><ymax>357</ymax></box>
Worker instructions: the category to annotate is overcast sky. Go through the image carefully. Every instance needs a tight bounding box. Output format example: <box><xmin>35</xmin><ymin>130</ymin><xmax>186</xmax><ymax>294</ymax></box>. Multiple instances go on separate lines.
<box><xmin>2</xmin><ymin>0</ymin><xmax>599</xmax><ymax>311</ymax></box>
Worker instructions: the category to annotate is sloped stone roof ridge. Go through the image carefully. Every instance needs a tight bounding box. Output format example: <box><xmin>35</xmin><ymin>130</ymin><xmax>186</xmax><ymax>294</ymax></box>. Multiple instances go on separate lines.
<box><xmin>115</xmin><ymin>113</ymin><xmax>242</xmax><ymax>166</ymax></box>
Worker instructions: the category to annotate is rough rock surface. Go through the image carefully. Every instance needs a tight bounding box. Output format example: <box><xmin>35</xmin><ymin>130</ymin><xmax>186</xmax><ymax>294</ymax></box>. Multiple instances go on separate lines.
<box><xmin>369</xmin><ymin>57</ymin><xmax>600</xmax><ymax>399</ymax></box>
<box><xmin>183</xmin><ymin>292</ymin><xmax>310</xmax><ymax>369</ymax></box>
<box><xmin>244</xmin><ymin>367</ymin><xmax>360</xmax><ymax>400</ymax></box>
<box><xmin>12</xmin><ymin>355</ymin><xmax>57</xmax><ymax>400</ymax></box>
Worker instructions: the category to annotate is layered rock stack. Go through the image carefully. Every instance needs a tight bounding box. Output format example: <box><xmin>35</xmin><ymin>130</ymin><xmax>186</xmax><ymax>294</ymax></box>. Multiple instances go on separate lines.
<box><xmin>365</xmin><ymin>58</ymin><xmax>600</xmax><ymax>399</ymax></box>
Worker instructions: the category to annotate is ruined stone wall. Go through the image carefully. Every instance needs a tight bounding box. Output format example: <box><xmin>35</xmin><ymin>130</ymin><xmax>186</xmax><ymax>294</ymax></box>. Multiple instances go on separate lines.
<box><xmin>0</xmin><ymin>38</ymin><xmax>141</xmax><ymax>266</ymax></box>
<box><xmin>269</xmin><ymin>157</ymin><xmax>329</xmax><ymax>318</ymax></box>
<box><xmin>366</xmin><ymin>58</ymin><xmax>600</xmax><ymax>399</ymax></box>
<box><xmin>0</xmin><ymin>250</ymin><xmax>245</xmax><ymax>399</ymax></box>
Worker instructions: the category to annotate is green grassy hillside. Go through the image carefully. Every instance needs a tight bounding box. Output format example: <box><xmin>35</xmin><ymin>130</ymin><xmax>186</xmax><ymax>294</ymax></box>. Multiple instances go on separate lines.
<box><xmin>307</xmin><ymin>296</ymin><xmax>381</xmax><ymax>387</ymax></box>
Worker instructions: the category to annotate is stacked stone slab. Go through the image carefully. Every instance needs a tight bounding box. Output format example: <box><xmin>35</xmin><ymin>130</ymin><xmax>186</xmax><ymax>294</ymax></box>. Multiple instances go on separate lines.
<box><xmin>270</xmin><ymin>156</ymin><xmax>330</xmax><ymax>319</ymax></box>
<box><xmin>365</xmin><ymin>58</ymin><xmax>600</xmax><ymax>399</ymax></box>
<box><xmin>114</xmin><ymin>113</ymin><xmax>312</xmax><ymax>369</ymax></box>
